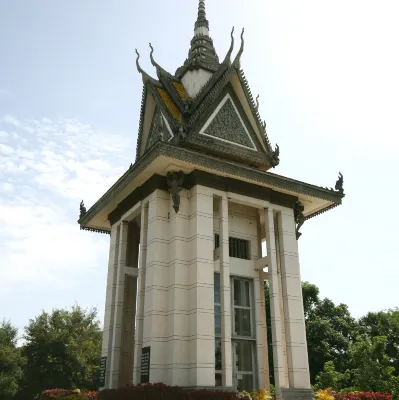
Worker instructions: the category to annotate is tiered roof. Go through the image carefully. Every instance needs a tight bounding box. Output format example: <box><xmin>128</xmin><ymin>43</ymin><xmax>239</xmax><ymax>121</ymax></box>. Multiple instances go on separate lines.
<box><xmin>78</xmin><ymin>0</ymin><xmax>345</xmax><ymax>235</ymax></box>
<box><xmin>134</xmin><ymin>1</ymin><xmax>279</xmax><ymax>170</ymax></box>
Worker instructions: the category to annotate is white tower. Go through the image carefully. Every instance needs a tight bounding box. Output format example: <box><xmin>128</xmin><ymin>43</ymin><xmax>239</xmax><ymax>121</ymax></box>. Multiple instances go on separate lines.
<box><xmin>79</xmin><ymin>2</ymin><xmax>345</xmax><ymax>399</ymax></box>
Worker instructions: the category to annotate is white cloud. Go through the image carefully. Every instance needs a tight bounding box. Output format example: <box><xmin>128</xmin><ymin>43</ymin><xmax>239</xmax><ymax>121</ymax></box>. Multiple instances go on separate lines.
<box><xmin>0</xmin><ymin>116</ymin><xmax>134</xmax><ymax>293</ymax></box>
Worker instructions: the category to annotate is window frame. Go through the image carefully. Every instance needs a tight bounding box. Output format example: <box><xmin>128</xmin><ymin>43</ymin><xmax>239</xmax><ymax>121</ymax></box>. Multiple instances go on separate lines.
<box><xmin>214</xmin><ymin>233</ymin><xmax>250</xmax><ymax>260</ymax></box>
<box><xmin>230</xmin><ymin>276</ymin><xmax>257</xmax><ymax>392</ymax></box>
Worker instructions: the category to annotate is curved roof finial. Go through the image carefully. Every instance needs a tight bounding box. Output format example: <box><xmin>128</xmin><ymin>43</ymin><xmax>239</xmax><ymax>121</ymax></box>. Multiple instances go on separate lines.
<box><xmin>149</xmin><ymin>42</ymin><xmax>170</xmax><ymax>79</ymax></box>
<box><xmin>135</xmin><ymin>48</ymin><xmax>154</xmax><ymax>83</ymax></box>
<box><xmin>149</xmin><ymin>43</ymin><xmax>155</xmax><ymax>65</ymax></box>
<box><xmin>255</xmin><ymin>95</ymin><xmax>260</xmax><ymax>113</ymax></box>
<box><xmin>135</xmin><ymin>49</ymin><xmax>143</xmax><ymax>74</ymax></box>
<box><xmin>223</xmin><ymin>27</ymin><xmax>235</xmax><ymax>65</ymax></box>
<box><xmin>233</xmin><ymin>28</ymin><xmax>245</xmax><ymax>68</ymax></box>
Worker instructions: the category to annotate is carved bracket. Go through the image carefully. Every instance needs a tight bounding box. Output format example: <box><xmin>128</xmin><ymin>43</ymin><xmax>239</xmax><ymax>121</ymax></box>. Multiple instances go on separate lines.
<box><xmin>294</xmin><ymin>201</ymin><xmax>306</xmax><ymax>240</ymax></box>
<box><xmin>335</xmin><ymin>172</ymin><xmax>344</xmax><ymax>194</ymax></box>
<box><xmin>79</xmin><ymin>200</ymin><xmax>87</xmax><ymax>220</ymax></box>
<box><xmin>166</xmin><ymin>171</ymin><xmax>185</xmax><ymax>213</ymax></box>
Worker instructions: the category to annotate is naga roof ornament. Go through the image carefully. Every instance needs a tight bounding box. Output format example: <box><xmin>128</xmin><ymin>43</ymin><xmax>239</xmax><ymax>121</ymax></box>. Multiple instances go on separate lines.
<box><xmin>233</xmin><ymin>28</ymin><xmax>245</xmax><ymax>69</ymax></box>
<box><xmin>135</xmin><ymin>49</ymin><xmax>157</xmax><ymax>84</ymax></box>
<box><xmin>149</xmin><ymin>43</ymin><xmax>172</xmax><ymax>80</ymax></box>
<box><xmin>222</xmin><ymin>27</ymin><xmax>235</xmax><ymax>65</ymax></box>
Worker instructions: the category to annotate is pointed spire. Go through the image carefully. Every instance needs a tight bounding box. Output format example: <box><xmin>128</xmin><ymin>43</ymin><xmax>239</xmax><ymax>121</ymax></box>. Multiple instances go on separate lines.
<box><xmin>195</xmin><ymin>0</ymin><xmax>209</xmax><ymax>30</ymax></box>
<box><xmin>175</xmin><ymin>0</ymin><xmax>220</xmax><ymax>77</ymax></box>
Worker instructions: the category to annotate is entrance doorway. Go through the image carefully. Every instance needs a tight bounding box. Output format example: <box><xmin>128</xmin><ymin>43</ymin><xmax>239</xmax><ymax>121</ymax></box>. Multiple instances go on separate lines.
<box><xmin>232</xmin><ymin>340</ymin><xmax>255</xmax><ymax>392</ymax></box>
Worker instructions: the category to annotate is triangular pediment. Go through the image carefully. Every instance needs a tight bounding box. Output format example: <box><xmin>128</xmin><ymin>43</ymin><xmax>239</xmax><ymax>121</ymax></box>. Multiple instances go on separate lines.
<box><xmin>181</xmin><ymin>84</ymin><xmax>278</xmax><ymax>169</ymax></box>
<box><xmin>200</xmin><ymin>93</ymin><xmax>256</xmax><ymax>150</ymax></box>
<box><xmin>145</xmin><ymin>107</ymin><xmax>174</xmax><ymax>151</ymax></box>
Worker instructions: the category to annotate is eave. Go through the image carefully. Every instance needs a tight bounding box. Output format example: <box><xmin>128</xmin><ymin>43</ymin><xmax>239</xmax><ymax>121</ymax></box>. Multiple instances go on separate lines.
<box><xmin>79</xmin><ymin>142</ymin><xmax>344</xmax><ymax>232</ymax></box>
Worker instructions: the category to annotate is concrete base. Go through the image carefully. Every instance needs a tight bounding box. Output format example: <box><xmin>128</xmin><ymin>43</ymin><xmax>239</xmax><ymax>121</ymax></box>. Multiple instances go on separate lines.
<box><xmin>282</xmin><ymin>388</ymin><xmax>315</xmax><ymax>400</ymax></box>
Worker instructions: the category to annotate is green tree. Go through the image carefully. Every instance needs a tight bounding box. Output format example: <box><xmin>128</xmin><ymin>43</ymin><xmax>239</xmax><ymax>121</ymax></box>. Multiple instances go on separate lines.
<box><xmin>17</xmin><ymin>306</ymin><xmax>102</xmax><ymax>399</ymax></box>
<box><xmin>0</xmin><ymin>320</ymin><xmax>25</xmax><ymax>399</ymax></box>
<box><xmin>314</xmin><ymin>361</ymin><xmax>350</xmax><ymax>391</ymax></box>
<box><xmin>265</xmin><ymin>282</ymin><xmax>358</xmax><ymax>385</ymax></box>
<box><xmin>306</xmin><ymin>295</ymin><xmax>358</xmax><ymax>382</ymax></box>
<box><xmin>350</xmin><ymin>335</ymin><xmax>395</xmax><ymax>393</ymax></box>
<box><xmin>359</xmin><ymin>309</ymin><xmax>399</xmax><ymax>377</ymax></box>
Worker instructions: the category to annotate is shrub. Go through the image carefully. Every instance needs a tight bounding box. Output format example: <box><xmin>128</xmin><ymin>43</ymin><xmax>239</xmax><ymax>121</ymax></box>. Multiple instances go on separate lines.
<box><xmin>333</xmin><ymin>393</ymin><xmax>392</xmax><ymax>400</ymax></box>
<box><xmin>40</xmin><ymin>389</ymin><xmax>97</xmax><ymax>400</ymax></box>
<box><xmin>316</xmin><ymin>388</ymin><xmax>334</xmax><ymax>400</ymax></box>
<box><xmin>97</xmin><ymin>383</ymin><xmax>237</xmax><ymax>400</ymax></box>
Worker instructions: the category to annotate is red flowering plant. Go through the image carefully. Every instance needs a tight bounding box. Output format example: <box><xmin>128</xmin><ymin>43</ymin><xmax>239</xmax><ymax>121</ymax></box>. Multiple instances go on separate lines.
<box><xmin>97</xmin><ymin>383</ymin><xmax>238</xmax><ymax>400</ymax></box>
<box><xmin>40</xmin><ymin>389</ymin><xmax>97</xmax><ymax>400</ymax></box>
<box><xmin>333</xmin><ymin>393</ymin><xmax>392</xmax><ymax>400</ymax></box>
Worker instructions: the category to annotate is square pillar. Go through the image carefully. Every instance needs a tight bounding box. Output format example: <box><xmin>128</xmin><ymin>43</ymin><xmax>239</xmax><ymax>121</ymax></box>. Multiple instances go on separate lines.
<box><xmin>141</xmin><ymin>190</ymin><xmax>170</xmax><ymax>383</ymax></box>
<box><xmin>188</xmin><ymin>185</ymin><xmax>215</xmax><ymax>388</ymax></box>
<box><xmin>167</xmin><ymin>190</ymin><xmax>190</xmax><ymax>386</ymax></box>
<box><xmin>219</xmin><ymin>196</ymin><xmax>233</xmax><ymax>388</ymax></box>
<box><xmin>277</xmin><ymin>210</ymin><xmax>311</xmax><ymax>390</ymax></box>
<box><xmin>255</xmin><ymin>212</ymin><xmax>270</xmax><ymax>391</ymax></box>
<box><xmin>109</xmin><ymin>221</ymin><xmax>129</xmax><ymax>389</ymax></box>
<box><xmin>264</xmin><ymin>208</ymin><xmax>288</xmax><ymax>400</ymax></box>
<box><xmin>254</xmin><ymin>273</ymin><xmax>270</xmax><ymax>390</ymax></box>
<box><xmin>101</xmin><ymin>223</ymin><xmax>120</xmax><ymax>389</ymax></box>
<box><xmin>133</xmin><ymin>203</ymin><xmax>149</xmax><ymax>384</ymax></box>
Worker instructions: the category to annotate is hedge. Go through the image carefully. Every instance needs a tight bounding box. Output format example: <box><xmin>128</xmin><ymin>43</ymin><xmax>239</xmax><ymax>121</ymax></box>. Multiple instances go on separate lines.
<box><xmin>333</xmin><ymin>393</ymin><xmax>392</xmax><ymax>400</ymax></box>
<box><xmin>41</xmin><ymin>386</ymin><xmax>392</xmax><ymax>400</ymax></box>
<box><xmin>40</xmin><ymin>389</ymin><xmax>97</xmax><ymax>400</ymax></box>
<box><xmin>97</xmin><ymin>383</ymin><xmax>237</xmax><ymax>400</ymax></box>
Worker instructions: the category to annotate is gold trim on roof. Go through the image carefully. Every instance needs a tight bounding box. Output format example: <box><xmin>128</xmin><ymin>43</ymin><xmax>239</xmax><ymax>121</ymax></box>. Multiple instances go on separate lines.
<box><xmin>157</xmin><ymin>88</ymin><xmax>181</xmax><ymax>121</ymax></box>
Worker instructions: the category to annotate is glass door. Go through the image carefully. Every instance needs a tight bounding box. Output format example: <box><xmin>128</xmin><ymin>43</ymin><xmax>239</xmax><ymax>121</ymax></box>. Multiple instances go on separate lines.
<box><xmin>231</xmin><ymin>276</ymin><xmax>256</xmax><ymax>392</ymax></box>
<box><xmin>232</xmin><ymin>340</ymin><xmax>255</xmax><ymax>392</ymax></box>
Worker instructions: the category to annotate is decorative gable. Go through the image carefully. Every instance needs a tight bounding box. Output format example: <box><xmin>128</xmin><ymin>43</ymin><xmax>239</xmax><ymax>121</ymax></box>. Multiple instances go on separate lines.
<box><xmin>200</xmin><ymin>94</ymin><xmax>256</xmax><ymax>150</ymax></box>
<box><xmin>145</xmin><ymin>107</ymin><xmax>173</xmax><ymax>151</ymax></box>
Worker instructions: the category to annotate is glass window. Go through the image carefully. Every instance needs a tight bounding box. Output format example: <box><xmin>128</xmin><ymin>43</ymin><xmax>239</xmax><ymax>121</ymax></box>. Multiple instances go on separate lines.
<box><xmin>234</xmin><ymin>280</ymin><xmax>250</xmax><ymax>307</ymax></box>
<box><xmin>235</xmin><ymin>341</ymin><xmax>253</xmax><ymax>372</ymax></box>
<box><xmin>237</xmin><ymin>374</ymin><xmax>254</xmax><ymax>393</ymax></box>
<box><xmin>215</xmin><ymin>338</ymin><xmax>222</xmax><ymax>370</ymax></box>
<box><xmin>214</xmin><ymin>273</ymin><xmax>220</xmax><ymax>304</ymax></box>
<box><xmin>229</xmin><ymin>237</ymin><xmax>250</xmax><ymax>259</ymax></box>
<box><xmin>231</xmin><ymin>277</ymin><xmax>256</xmax><ymax>392</ymax></box>
<box><xmin>215</xmin><ymin>305</ymin><xmax>221</xmax><ymax>335</ymax></box>
<box><xmin>234</xmin><ymin>308</ymin><xmax>251</xmax><ymax>337</ymax></box>
<box><xmin>214</xmin><ymin>233</ymin><xmax>220</xmax><ymax>250</ymax></box>
<box><xmin>213</xmin><ymin>233</ymin><xmax>250</xmax><ymax>260</ymax></box>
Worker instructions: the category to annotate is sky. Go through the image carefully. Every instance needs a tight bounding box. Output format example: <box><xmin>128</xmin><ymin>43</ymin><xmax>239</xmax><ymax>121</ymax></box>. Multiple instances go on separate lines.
<box><xmin>0</xmin><ymin>0</ymin><xmax>398</xmax><ymax>337</ymax></box>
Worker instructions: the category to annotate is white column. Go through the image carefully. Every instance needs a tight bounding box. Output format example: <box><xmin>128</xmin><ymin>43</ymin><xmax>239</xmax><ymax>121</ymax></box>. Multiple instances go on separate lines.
<box><xmin>168</xmin><ymin>190</ymin><xmax>190</xmax><ymax>386</ymax></box>
<box><xmin>219</xmin><ymin>196</ymin><xmax>233</xmax><ymax>387</ymax></box>
<box><xmin>264</xmin><ymin>208</ymin><xmax>288</xmax><ymax>400</ymax></box>
<box><xmin>254</xmin><ymin>271</ymin><xmax>270</xmax><ymax>390</ymax></box>
<box><xmin>255</xmin><ymin>212</ymin><xmax>270</xmax><ymax>391</ymax></box>
<box><xmin>109</xmin><ymin>221</ymin><xmax>129</xmax><ymax>389</ymax></box>
<box><xmin>141</xmin><ymin>190</ymin><xmax>170</xmax><ymax>383</ymax></box>
<box><xmin>188</xmin><ymin>185</ymin><xmax>215</xmax><ymax>387</ymax></box>
<box><xmin>133</xmin><ymin>203</ymin><xmax>149</xmax><ymax>384</ymax></box>
<box><xmin>277</xmin><ymin>210</ymin><xmax>311</xmax><ymax>389</ymax></box>
<box><xmin>275</xmin><ymin>225</ymin><xmax>290</xmax><ymax>388</ymax></box>
<box><xmin>101</xmin><ymin>223</ymin><xmax>120</xmax><ymax>389</ymax></box>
